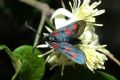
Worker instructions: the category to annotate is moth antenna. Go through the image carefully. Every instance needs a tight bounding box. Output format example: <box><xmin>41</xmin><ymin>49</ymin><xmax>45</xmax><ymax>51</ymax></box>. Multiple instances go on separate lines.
<box><xmin>25</xmin><ymin>21</ymin><xmax>37</xmax><ymax>32</ymax></box>
<box><xmin>25</xmin><ymin>21</ymin><xmax>50</xmax><ymax>43</ymax></box>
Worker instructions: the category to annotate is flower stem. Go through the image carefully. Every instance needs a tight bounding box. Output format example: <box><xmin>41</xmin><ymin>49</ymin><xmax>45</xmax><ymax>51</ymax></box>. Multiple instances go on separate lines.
<box><xmin>33</xmin><ymin>13</ymin><xmax>46</xmax><ymax>48</ymax></box>
<box><xmin>105</xmin><ymin>52</ymin><xmax>120</xmax><ymax>66</ymax></box>
<box><xmin>19</xmin><ymin>0</ymin><xmax>54</xmax><ymax>48</ymax></box>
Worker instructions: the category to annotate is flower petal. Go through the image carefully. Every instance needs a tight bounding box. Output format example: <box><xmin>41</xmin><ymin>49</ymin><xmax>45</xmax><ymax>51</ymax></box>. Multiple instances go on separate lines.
<box><xmin>50</xmin><ymin>8</ymin><xmax>75</xmax><ymax>21</ymax></box>
<box><xmin>54</xmin><ymin>15</ymin><xmax>67</xmax><ymax>29</ymax></box>
<box><xmin>93</xmin><ymin>10</ymin><xmax>105</xmax><ymax>16</ymax></box>
<box><xmin>80</xmin><ymin>30</ymin><xmax>93</xmax><ymax>44</ymax></box>
<box><xmin>45</xmin><ymin>26</ymin><xmax>53</xmax><ymax>33</ymax></box>
<box><xmin>43</xmin><ymin>33</ymin><xmax>49</xmax><ymax>37</ymax></box>
<box><xmin>90</xmin><ymin>1</ymin><xmax>101</xmax><ymax>9</ymax></box>
<box><xmin>94</xmin><ymin>23</ymin><xmax>103</xmax><ymax>26</ymax></box>
<box><xmin>37</xmin><ymin>44</ymin><xmax>49</xmax><ymax>48</ymax></box>
<box><xmin>55</xmin><ymin>18</ymin><xmax>78</xmax><ymax>28</ymax></box>
<box><xmin>37</xmin><ymin>42</ymin><xmax>49</xmax><ymax>48</ymax></box>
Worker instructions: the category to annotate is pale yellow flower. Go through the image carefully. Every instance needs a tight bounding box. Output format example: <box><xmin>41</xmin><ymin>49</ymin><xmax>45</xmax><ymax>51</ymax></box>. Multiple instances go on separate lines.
<box><xmin>78</xmin><ymin>41</ymin><xmax>108</xmax><ymax>71</ymax></box>
<box><xmin>50</xmin><ymin>0</ymin><xmax>105</xmax><ymax>29</ymax></box>
<box><xmin>38</xmin><ymin>0</ymin><xmax>109</xmax><ymax>73</ymax></box>
<box><xmin>78</xmin><ymin>23</ymin><xmax>108</xmax><ymax>71</ymax></box>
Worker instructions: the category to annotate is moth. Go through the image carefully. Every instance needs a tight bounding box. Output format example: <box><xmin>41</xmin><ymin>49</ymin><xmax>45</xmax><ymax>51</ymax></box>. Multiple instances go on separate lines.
<box><xmin>48</xmin><ymin>20</ymin><xmax>87</xmax><ymax>64</ymax></box>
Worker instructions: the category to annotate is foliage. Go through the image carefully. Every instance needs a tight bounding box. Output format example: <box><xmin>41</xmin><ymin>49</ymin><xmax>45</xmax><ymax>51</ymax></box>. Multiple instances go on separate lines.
<box><xmin>0</xmin><ymin>0</ymin><xmax>119</xmax><ymax>80</ymax></box>
<box><xmin>0</xmin><ymin>45</ymin><xmax>45</xmax><ymax>80</ymax></box>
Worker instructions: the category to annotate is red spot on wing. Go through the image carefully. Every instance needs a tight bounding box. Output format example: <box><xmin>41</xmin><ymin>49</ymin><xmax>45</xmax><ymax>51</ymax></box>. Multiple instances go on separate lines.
<box><xmin>52</xmin><ymin>43</ymin><xmax>58</xmax><ymax>48</ymax></box>
<box><xmin>64</xmin><ymin>28</ymin><xmax>72</xmax><ymax>36</ymax></box>
<box><xmin>52</xmin><ymin>31</ymin><xmax>58</xmax><ymax>36</ymax></box>
<box><xmin>72</xmin><ymin>23</ymin><xmax>78</xmax><ymax>31</ymax></box>
<box><xmin>65</xmin><ymin>47</ymin><xmax>71</xmax><ymax>51</ymax></box>
<box><xmin>63</xmin><ymin>47</ymin><xmax>71</xmax><ymax>54</ymax></box>
<box><xmin>71</xmin><ymin>52</ymin><xmax>77</xmax><ymax>59</ymax></box>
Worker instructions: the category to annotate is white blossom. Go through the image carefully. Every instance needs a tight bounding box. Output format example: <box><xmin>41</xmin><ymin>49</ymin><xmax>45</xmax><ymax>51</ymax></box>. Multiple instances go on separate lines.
<box><xmin>38</xmin><ymin>0</ymin><xmax>109</xmax><ymax>72</ymax></box>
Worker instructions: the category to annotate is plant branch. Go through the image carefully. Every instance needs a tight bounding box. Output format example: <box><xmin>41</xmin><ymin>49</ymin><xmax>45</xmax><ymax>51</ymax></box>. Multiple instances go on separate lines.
<box><xmin>19</xmin><ymin>0</ymin><xmax>54</xmax><ymax>48</ymax></box>
<box><xmin>104</xmin><ymin>52</ymin><xmax>120</xmax><ymax>66</ymax></box>
<box><xmin>33</xmin><ymin>12</ymin><xmax>46</xmax><ymax>48</ymax></box>
<box><xmin>19</xmin><ymin>0</ymin><xmax>120</xmax><ymax>67</ymax></box>
<box><xmin>20</xmin><ymin>0</ymin><xmax>54</xmax><ymax>14</ymax></box>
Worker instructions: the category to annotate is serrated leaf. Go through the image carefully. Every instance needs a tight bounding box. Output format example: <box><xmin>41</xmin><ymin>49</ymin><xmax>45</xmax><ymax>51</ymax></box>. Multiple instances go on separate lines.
<box><xmin>13</xmin><ymin>45</ymin><xmax>45</xmax><ymax>80</ymax></box>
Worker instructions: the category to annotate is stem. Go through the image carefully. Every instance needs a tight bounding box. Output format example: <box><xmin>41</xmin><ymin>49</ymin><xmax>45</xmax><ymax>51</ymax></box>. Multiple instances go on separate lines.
<box><xmin>104</xmin><ymin>52</ymin><xmax>120</xmax><ymax>66</ymax></box>
<box><xmin>19</xmin><ymin>0</ymin><xmax>54</xmax><ymax>48</ymax></box>
<box><xmin>33</xmin><ymin>12</ymin><xmax>46</xmax><ymax>48</ymax></box>
<box><xmin>61</xmin><ymin>0</ymin><xmax>66</xmax><ymax>8</ymax></box>
<box><xmin>20</xmin><ymin>0</ymin><xmax>54</xmax><ymax>14</ymax></box>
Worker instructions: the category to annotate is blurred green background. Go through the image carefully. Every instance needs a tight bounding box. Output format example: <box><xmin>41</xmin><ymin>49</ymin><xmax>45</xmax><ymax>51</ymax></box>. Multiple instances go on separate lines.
<box><xmin>0</xmin><ymin>0</ymin><xmax>120</xmax><ymax>80</ymax></box>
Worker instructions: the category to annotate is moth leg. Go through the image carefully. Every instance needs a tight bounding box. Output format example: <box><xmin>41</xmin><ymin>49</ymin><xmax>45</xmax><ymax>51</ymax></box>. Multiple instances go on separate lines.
<box><xmin>50</xmin><ymin>64</ymin><xmax>59</xmax><ymax>70</ymax></box>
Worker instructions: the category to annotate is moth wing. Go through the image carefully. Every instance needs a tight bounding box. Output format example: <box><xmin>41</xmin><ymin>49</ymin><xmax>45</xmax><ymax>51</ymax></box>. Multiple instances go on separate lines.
<box><xmin>52</xmin><ymin>42</ymin><xmax>86</xmax><ymax>64</ymax></box>
<box><xmin>58</xmin><ymin>20</ymin><xmax>86</xmax><ymax>38</ymax></box>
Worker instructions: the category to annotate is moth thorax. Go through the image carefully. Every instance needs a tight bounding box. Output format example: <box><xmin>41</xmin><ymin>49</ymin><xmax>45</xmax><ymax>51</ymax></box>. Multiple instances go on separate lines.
<box><xmin>49</xmin><ymin>35</ymin><xmax>57</xmax><ymax>42</ymax></box>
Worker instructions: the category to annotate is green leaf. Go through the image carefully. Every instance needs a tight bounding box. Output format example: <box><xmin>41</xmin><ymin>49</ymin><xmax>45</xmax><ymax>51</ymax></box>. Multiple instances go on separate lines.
<box><xmin>13</xmin><ymin>45</ymin><xmax>45</xmax><ymax>80</ymax></box>
<box><xmin>0</xmin><ymin>45</ymin><xmax>17</xmax><ymax>60</ymax></box>
<box><xmin>0</xmin><ymin>45</ymin><xmax>21</xmax><ymax>80</ymax></box>
<box><xmin>51</xmin><ymin>65</ymin><xmax>117</xmax><ymax>80</ymax></box>
<box><xmin>95</xmin><ymin>71</ymin><xmax>117</xmax><ymax>80</ymax></box>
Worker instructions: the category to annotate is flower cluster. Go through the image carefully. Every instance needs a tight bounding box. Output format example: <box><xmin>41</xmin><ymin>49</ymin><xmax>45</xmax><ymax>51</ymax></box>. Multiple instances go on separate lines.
<box><xmin>37</xmin><ymin>0</ymin><xmax>110</xmax><ymax>74</ymax></box>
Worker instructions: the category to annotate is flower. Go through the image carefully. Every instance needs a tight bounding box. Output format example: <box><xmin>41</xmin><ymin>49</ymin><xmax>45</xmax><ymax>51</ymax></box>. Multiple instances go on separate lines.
<box><xmin>37</xmin><ymin>0</ymin><xmax>109</xmax><ymax>73</ymax></box>
<box><xmin>37</xmin><ymin>26</ymin><xmax>75</xmax><ymax>75</ymax></box>
<box><xmin>78</xmin><ymin>33</ymin><xmax>108</xmax><ymax>71</ymax></box>
<box><xmin>50</xmin><ymin>0</ymin><xmax>105</xmax><ymax>29</ymax></box>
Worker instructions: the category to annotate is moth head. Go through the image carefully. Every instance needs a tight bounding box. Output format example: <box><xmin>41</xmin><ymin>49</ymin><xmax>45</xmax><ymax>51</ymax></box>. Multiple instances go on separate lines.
<box><xmin>49</xmin><ymin>35</ymin><xmax>57</xmax><ymax>42</ymax></box>
<box><xmin>75</xmin><ymin>20</ymin><xmax>86</xmax><ymax>37</ymax></box>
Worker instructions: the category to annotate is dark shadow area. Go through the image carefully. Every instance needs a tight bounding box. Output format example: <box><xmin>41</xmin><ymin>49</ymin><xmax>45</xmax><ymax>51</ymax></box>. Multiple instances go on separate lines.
<box><xmin>0</xmin><ymin>0</ymin><xmax>120</xmax><ymax>80</ymax></box>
